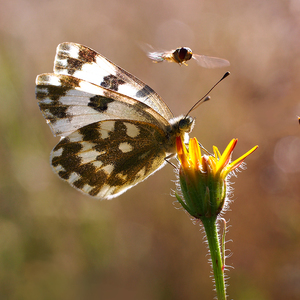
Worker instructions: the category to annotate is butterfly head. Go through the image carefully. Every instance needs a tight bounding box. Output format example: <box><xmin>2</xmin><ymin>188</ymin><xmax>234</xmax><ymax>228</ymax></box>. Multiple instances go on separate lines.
<box><xmin>177</xmin><ymin>115</ymin><xmax>195</xmax><ymax>145</ymax></box>
<box><xmin>168</xmin><ymin>115</ymin><xmax>195</xmax><ymax>146</ymax></box>
<box><xmin>178</xmin><ymin>115</ymin><xmax>195</xmax><ymax>134</ymax></box>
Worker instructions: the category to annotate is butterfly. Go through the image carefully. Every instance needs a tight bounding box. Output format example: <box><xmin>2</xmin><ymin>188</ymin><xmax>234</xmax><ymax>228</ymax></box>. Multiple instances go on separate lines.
<box><xmin>36</xmin><ymin>42</ymin><xmax>195</xmax><ymax>200</ymax></box>
<box><xmin>145</xmin><ymin>45</ymin><xmax>230</xmax><ymax>68</ymax></box>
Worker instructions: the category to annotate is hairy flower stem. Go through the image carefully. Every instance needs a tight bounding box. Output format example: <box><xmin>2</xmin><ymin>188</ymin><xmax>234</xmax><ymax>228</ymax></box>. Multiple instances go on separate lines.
<box><xmin>201</xmin><ymin>216</ymin><xmax>226</xmax><ymax>300</ymax></box>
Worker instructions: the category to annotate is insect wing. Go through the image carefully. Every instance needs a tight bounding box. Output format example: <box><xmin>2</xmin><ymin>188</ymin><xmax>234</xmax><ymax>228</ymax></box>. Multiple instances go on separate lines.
<box><xmin>36</xmin><ymin>73</ymin><xmax>170</xmax><ymax>138</ymax></box>
<box><xmin>192</xmin><ymin>54</ymin><xmax>230</xmax><ymax>68</ymax></box>
<box><xmin>51</xmin><ymin>119</ymin><xmax>169</xmax><ymax>199</ymax></box>
<box><xmin>54</xmin><ymin>42</ymin><xmax>173</xmax><ymax>120</ymax></box>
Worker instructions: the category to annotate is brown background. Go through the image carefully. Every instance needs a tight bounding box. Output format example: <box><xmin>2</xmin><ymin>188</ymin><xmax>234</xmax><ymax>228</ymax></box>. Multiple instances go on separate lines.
<box><xmin>0</xmin><ymin>0</ymin><xmax>299</xmax><ymax>299</ymax></box>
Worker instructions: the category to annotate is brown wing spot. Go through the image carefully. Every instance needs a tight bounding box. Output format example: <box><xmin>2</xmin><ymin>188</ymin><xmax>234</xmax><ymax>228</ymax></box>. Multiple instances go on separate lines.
<box><xmin>65</xmin><ymin>58</ymin><xmax>84</xmax><ymax>75</ymax></box>
<box><xmin>59</xmin><ymin>75</ymin><xmax>81</xmax><ymax>88</ymax></box>
<box><xmin>72</xmin><ymin>164</ymin><xmax>107</xmax><ymax>190</ymax></box>
<box><xmin>100</xmin><ymin>75</ymin><xmax>125</xmax><ymax>91</ymax></box>
<box><xmin>78</xmin><ymin>122</ymin><xmax>102</xmax><ymax>142</ymax></box>
<box><xmin>78</xmin><ymin>46</ymin><xmax>97</xmax><ymax>63</ymax></box>
<box><xmin>88</xmin><ymin>95</ymin><xmax>114</xmax><ymax>112</ymax></box>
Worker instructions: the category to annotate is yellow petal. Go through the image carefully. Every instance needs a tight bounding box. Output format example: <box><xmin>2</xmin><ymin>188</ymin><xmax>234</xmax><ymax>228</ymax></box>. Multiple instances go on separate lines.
<box><xmin>229</xmin><ymin>145</ymin><xmax>258</xmax><ymax>170</ymax></box>
<box><xmin>176</xmin><ymin>136</ymin><xmax>188</xmax><ymax>167</ymax></box>
<box><xmin>215</xmin><ymin>139</ymin><xmax>237</xmax><ymax>174</ymax></box>
<box><xmin>189</xmin><ymin>138</ymin><xmax>202</xmax><ymax>168</ymax></box>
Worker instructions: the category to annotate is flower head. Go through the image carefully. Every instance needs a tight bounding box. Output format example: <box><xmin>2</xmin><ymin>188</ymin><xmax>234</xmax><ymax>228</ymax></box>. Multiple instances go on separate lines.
<box><xmin>175</xmin><ymin>137</ymin><xmax>258</xmax><ymax>220</ymax></box>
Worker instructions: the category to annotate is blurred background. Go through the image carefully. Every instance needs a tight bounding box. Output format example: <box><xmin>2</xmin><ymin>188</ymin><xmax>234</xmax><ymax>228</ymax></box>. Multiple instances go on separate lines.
<box><xmin>0</xmin><ymin>0</ymin><xmax>300</xmax><ymax>299</ymax></box>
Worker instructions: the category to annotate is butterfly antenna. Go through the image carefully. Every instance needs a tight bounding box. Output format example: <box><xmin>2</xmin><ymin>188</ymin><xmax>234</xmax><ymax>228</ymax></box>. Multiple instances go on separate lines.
<box><xmin>185</xmin><ymin>71</ymin><xmax>230</xmax><ymax>117</ymax></box>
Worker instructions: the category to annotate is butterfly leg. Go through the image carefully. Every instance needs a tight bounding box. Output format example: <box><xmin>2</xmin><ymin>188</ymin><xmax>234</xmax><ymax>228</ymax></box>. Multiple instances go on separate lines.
<box><xmin>164</xmin><ymin>153</ymin><xmax>177</xmax><ymax>169</ymax></box>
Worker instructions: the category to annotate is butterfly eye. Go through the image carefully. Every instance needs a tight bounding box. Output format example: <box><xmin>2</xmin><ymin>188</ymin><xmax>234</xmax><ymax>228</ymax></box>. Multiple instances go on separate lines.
<box><xmin>178</xmin><ymin>116</ymin><xmax>195</xmax><ymax>133</ymax></box>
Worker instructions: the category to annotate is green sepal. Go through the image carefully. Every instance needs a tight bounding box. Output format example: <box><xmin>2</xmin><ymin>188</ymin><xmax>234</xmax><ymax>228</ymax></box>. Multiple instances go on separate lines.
<box><xmin>175</xmin><ymin>193</ymin><xmax>194</xmax><ymax>217</ymax></box>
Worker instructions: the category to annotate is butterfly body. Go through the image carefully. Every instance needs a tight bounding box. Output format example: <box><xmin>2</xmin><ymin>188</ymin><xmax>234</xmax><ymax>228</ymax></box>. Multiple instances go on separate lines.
<box><xmin>36</xmin><ymin>43</ymin><xmax>194</xmax><ymax>199</ymax></box>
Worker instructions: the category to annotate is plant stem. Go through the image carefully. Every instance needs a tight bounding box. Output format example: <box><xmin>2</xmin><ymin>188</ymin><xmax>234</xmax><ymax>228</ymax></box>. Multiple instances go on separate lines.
<box><xmin>201</xmin><ymin>216</ymin><xmax>226</xmax><ymax>300</ymax></box>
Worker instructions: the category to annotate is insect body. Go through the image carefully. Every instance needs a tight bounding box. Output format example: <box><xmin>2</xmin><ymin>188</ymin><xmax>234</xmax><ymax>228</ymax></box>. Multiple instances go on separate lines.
<box><xmin>147</xmin><ymin>46</ymin><xmax>230</xmax><ymax>68</ymax></box>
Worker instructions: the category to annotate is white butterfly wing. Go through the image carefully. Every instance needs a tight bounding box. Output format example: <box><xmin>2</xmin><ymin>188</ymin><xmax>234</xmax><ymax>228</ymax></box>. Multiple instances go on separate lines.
<box><xmin>51</xmin><ymin>119</ymin><xmax>169</xmax><ymax>199</ymax></box>
<box><xmin>54</xmin><ymin>42</ymin><xmax>174</xmax><ymax>120</ymax></box>
<box><xmin>36</xmin><ymin>73</ymin><xmax>170</xmax><ymax>138</ymax></box>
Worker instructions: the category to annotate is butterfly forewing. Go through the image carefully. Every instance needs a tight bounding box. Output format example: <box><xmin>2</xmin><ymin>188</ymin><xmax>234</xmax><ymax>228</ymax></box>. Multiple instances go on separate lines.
<box><xmin>51</xmin><ymin>120</ymin><xmax>170</xmax><ymax>199</ymax></box>
<box><xmin>36</xmin><ymin>73</ymin><xmax>170</xmax><ymax>137</ymax></box>
<box><xmin>54</xmin><ymin>42</ymin><xmax>174</xmax><ymax>120</ymax></box>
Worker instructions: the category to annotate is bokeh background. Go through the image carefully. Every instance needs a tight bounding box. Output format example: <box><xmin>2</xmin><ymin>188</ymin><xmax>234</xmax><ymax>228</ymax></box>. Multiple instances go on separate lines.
<box><xmin>0</xmin><ymin>0</ymin><xmax>300</xmax><ymax>299</ymax></box>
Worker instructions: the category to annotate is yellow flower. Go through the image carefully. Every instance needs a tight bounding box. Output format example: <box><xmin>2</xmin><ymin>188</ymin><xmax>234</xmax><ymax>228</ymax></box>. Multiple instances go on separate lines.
<box><xmin>175</xmin><ymin>137</ymin><xmax>258</xmax><ymax>220</ymax></box>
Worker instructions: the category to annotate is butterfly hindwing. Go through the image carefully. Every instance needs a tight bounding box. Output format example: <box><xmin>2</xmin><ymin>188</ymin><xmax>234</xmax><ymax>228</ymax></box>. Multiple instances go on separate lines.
<box><xmin>51</xmin><ymin>119</ymin><xmax>169</xmax><ymax>199</ymax></box>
